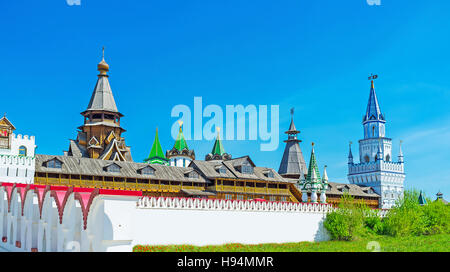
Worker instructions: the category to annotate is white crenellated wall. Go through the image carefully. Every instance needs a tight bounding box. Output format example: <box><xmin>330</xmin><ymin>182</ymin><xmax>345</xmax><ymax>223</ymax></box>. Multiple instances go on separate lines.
<box><xmin>129</xmin><ymin>197</ymin><xmax>332</xmax><ymax>249</ymax></box>
<box><xmin>0</xmin><ymin>134</ymin><xmax>36</xmax><ymax>184</ymax></box>
<box><xmin>0</xmin><ymin>189</ymin><xmax>336</xmax><ymax>252</ymax></box>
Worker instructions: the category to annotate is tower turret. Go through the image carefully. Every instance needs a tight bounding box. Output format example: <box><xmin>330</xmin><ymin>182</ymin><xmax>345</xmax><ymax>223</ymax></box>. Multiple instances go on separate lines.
<box><xmin>348</xmin><ymin>75</ymin><xmax>405</xmax><ymax>209</ymax></box>
<box><xmin>320</xmin><ymin>165</ymin><xmax>329</xmax><ymax>203</ymax></box>
<box><xmin>278</xmin><ymin>108</ymin><xmax>307</xmax><ymax>180</ymax></box>
<box><xmin>205</xmin><ymin>127</ymin><xmax>231</xmax><ymax>161</ymax></box>
<box><xmin>300</xmin><ymin>143</ymin><xmax>328</xmax><ymax>203</ymax></box>
<box><xmin>65</xmin><ymin>48</ymin><xmax>132</xmax><ymax>161</ymax></box>
<box><xmin>166</xmin><ymin>121</ymin><xmax>195</xmax><ymax>167</ymax></box>
<box><xmin>398</xmin><ymin>140</ymin><xmax>404</xmax><ymax>163</ymax></box>
<box><xmin>348</xmin><ymin>141</ymin><xmax>354</xmax><ymax>164</ymax></box>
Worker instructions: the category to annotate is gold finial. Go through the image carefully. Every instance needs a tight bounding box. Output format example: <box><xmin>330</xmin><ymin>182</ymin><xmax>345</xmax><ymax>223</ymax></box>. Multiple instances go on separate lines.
<box><xmin>312</xmin><ymin>142</ymin><xmax>315</xmax><ymax>146</ymax></box>
<box><xmin>97</xmin><ymin>46</ymin><xmax>109</xmax><ymax>75</ymax></box>
<box><xmin>178</xmin><ymin>120</ymin><xmax>183</xmax><ymax>132</ymax></box>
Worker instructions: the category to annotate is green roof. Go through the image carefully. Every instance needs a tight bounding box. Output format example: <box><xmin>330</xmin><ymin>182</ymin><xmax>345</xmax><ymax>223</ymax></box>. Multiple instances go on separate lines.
<box><xmin>305</xmin><ymin>144</ymin><xmax>321</xmax><ymax>183</ymax></box>
<box><xmin>418</xmin><ymin>190</ymin><xmax>427</xmax><ymax>205</ymax></box>
<box><xmin>144</xmin><ymin>128</ymin><xmax>169</xmax><ymax>165</ymax></box>
<box><xmin>211</xmin><ymin>131</ymin><xmax>226</xmax><ymax>156</ymax></box>
<box><xmin>173</xmin><ymin>125</ymin><xmax>189</xmax><ymax>151</ymax></box>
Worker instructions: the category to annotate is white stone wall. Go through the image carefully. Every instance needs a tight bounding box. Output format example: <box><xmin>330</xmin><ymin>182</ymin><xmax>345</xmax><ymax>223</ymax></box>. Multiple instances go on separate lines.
<box><xmin>129</xmin><ymin>197</ymin><xmax>331</xmax><ymax>249</ymax></box>
<box><xmin>0</xmin><ymin>191</ymin><xmax>334</xmax><ymax>252</ymax></box>
<box><xmin>0</xmin><ymin>134</ymin><xmax>36</xmax><ymax>184</ymax></box>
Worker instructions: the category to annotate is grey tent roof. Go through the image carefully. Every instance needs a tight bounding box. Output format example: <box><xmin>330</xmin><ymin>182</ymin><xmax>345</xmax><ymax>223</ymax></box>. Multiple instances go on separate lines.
<box><xmin>278</xmin><ymin>140</ymin><xmax>307</xmax><ymax>177</ymax></box>
<box><xmin>86</xmin><ymin>76</ymin><xmax>119</xmax><ymax>113</ymax></box>
<box><xmin>286</xmin><ymin>117</ymin><xmax>299</xmax><ymax>134</ymax></box>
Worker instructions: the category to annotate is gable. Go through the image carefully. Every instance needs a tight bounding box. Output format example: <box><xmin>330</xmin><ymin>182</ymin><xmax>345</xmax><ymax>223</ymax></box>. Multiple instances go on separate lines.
<box><xmin>104</xmin><ymin>163</ymin><xmax>121</xmax><ymax>173</ymax></box>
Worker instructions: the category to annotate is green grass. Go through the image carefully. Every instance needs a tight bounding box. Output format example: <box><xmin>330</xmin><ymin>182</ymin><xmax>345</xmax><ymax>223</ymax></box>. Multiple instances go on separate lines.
<box><xmin>133</xmin><ymin>234</ymin><xmax>450</xmax><ymax>252</ymax></box>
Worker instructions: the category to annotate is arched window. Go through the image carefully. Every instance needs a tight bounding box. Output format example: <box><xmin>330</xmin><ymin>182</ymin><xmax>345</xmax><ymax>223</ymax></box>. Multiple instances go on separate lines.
<box><xmin>364</xmin><ymin>155</ymin><xmax>370</xmax><ymax>163</ymax></box>
<box><xmin>19</xmin><ymin>146</ymin><xmax>27</xmax><ymax>156</ymax></box>
<box><xmin>385</xmin><ymin>154</ymin><xmax>390</xmax><ymax>162</ymax></box>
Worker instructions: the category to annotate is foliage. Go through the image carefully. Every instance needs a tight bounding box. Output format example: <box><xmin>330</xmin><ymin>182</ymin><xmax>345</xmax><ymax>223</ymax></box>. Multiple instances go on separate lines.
<box><xmin>325</xmin><ymin>189</ymin><xmax>450</xmax><ymax>239</ymax></box>
<box><xmin>422</xmin><ymin>200</ymin><xmax>450</xmax><ymax>235</ymax></box>
<box><xmin>363</xmin><ymin>209</ymin><xmax>385</xmax><ymax>235</ymax></box>
<box><xmin>383</xmin><ymin>189</ymin><xmax>427</xmax><ymax>236</ymax></box>
<box><xmin>383</xmin><ymin>189</ymin><xmax>450</xmax><ymax>237</ymax></box>
<box><xmin>133</xmin><ymin>234</ymin><xmax>450</xmax><ymax>252</ymax></box>
<box><xmin>323</xmin><ymin>193</ymin><xmax>367</xmax><ymax>241</ymax></box>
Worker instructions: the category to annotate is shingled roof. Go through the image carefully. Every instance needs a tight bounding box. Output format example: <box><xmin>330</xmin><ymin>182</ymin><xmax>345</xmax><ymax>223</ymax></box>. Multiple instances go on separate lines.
<box><xmin>326</xmin><ymin>182</ymin><xmax>380</xmax><ymax>198</ymax></box>
<box><xmin>35</xmin><ymin>154</ymin><xmax>208</xmax><ymax>183</ymax></box>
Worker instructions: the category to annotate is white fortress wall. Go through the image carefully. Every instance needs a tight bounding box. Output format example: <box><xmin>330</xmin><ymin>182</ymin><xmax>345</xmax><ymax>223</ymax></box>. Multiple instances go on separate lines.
<box><xmin>0</xmin><ymin>187</ymin><xmax>334</xmax><ymax>252</ymax></box>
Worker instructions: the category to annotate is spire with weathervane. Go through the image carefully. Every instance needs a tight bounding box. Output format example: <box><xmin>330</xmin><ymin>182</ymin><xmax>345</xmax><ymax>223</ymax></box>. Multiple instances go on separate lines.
<box><xmin>65</xmin><ymin>47</ymin><xmax>132</xmax><ymax>161</ymax></box>
<box><xmin>278</xmin><ymin>108</ymin><xmax>307</xmax><ymax>180</ymax></box>
<box><xmin>205</xmin><ymin>127</ymin><xmax>232</xmax><ymax>161</ymax></box>
<box><xmin>166</xmin><ymin>121</ymin><xmax>195</xmax><ymax>167</ymax></box>
<box><xmin>363</xmin><ymin>74</ymin><xmax>386</xmax><ymax>139</ymax></box>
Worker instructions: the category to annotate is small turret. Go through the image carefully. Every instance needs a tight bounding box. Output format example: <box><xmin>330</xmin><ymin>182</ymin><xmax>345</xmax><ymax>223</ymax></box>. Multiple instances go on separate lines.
<box><xmin>398</xmin><ymin>140</ymin><xmax>404</xmax><ymax>163</ymax></box>
<box><xmin>418</xmin><ymin>190</ymin><xmax>427</xmax><ymax>206</ymax></box>
<box><xmin>166</xmin><ymin>121</ymin><xmax>195</xmax><ymax>167</ymax></box>
<box><xmin>348</xmin><ymin>141</ymin><xmax>354</xmax><ymax>164</ymax></box>
<box><xmin>320</xmin><ymin>165</ymin><xmax>329</xmax><ymax>203</ymax></box>
<box><xmin>205</xmin><ymin>127</ymin><xmax>231</xmax><ymax>161</ymax></box>
<box><xmin>376</xmin><ymin>141</ymin><xmax>383</xmax><ymax>161</ymax></box>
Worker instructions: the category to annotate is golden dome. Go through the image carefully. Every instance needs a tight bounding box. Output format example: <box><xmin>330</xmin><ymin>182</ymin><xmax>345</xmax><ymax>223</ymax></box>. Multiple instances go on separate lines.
<box><xmin>97</xmin><ymin>47</ymin><xmax>109</xmax><ymax>74</ymax></box>
<box><xmin>97</xmin><ymin>58</ymin><xmax>109</xmax><ymax>72</ymax></box>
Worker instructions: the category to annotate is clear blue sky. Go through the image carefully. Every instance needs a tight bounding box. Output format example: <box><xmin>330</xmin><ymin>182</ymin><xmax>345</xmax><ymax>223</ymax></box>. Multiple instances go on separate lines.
<box><xmin>1</xmin><ymin>0</ymin><xmax>449</xmax><ymax>199</ymax></box>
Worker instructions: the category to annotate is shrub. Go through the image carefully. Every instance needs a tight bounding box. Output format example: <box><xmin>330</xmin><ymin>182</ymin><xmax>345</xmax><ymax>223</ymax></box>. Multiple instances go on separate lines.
<box><xmin>422</xmin><ymin>200</ymin><xmax>450</xmax><ymax>235</ymax></box>
<box><xmin>384</xmin><ymin>189</ymin><xmax>428</xmax><ymax>237</ymax></box>
<box><xmin>324</xmin><ymin>194</ymin><xmax>366</xmax><ymax>241</ymax></box>
<box><xmin>364</xmin><ymin>210</ymin><xmax>385</xmax><ymax>235</ymax></box>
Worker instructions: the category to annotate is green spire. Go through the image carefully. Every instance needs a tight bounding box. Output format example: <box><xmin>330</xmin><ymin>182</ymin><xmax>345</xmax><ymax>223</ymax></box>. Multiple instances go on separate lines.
<box><xmin>211</xmin><ymin>128</ymin><xmax>225</xmax><ymax>156</ymax></box>
<box><xmin>144</xmin><ymin>128</ymin><xmax>169</xmax><ymax>165</ymax></box>
<box><xmin>306</xmin><ymin>143</ymin><xmax>321</xmax><ymax>183</ymax></box>
<box><xmin>173</xmin><ymin>121</ymin><xmax>189</xmax><ymax>151</ymax></box>
<box><xmin>418</xmin><ymin>190</ymin><xmax>427</xmax><ymax>205</ymax></box>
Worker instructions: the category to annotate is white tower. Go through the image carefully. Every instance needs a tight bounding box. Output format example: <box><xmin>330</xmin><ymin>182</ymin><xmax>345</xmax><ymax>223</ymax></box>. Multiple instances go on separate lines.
<box><xmin>0</xmin><ymin>116</ymin><xmax>36</xmax><ymax>184</ymax></box>
<box><xmin>347</xmin><ymin>76</ymin><xmax>405</xmax><ymax>209</ymax></box>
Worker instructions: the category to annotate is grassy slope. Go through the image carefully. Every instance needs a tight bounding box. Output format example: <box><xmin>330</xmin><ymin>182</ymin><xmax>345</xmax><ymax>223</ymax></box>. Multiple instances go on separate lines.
<box><xmin>133</xmin><ymin>234</ymin><xmax>450</xmax><ymax>252</ymax></box>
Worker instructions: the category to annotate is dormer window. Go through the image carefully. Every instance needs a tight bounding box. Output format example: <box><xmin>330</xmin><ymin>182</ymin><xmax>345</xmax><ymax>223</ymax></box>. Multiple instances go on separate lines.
<box><xmin>104</xmin><ymin>163</ymin><xmax>121</xmax><ymax>173</ymax></box>
<box><xmin>264</xmin><ymin>170</ymin><xmax>274</xmax><ymax>178</ymax></box>
<box><xmin>45</xmin><ymin>158</ymin><xmax>62</xmax><ymax>169</ymax></box>
<box><xmin>185</xmin><ymin>170</ymin><xmax>199</xmax><ymax>179</ymax></box>
<box><xmin>215</xmin><ymin>165</ymin><xmax>227</xmax><ymax>174</ymax></box>
<box><xmin>138</xmin><ymin>166</ymin><xmax>155</xmax><ymax>176</ymax></box>
<box><xmin>241</xmin><ymin>162</ymin><xmax>253</xmax><ymax>174</ymax></box>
